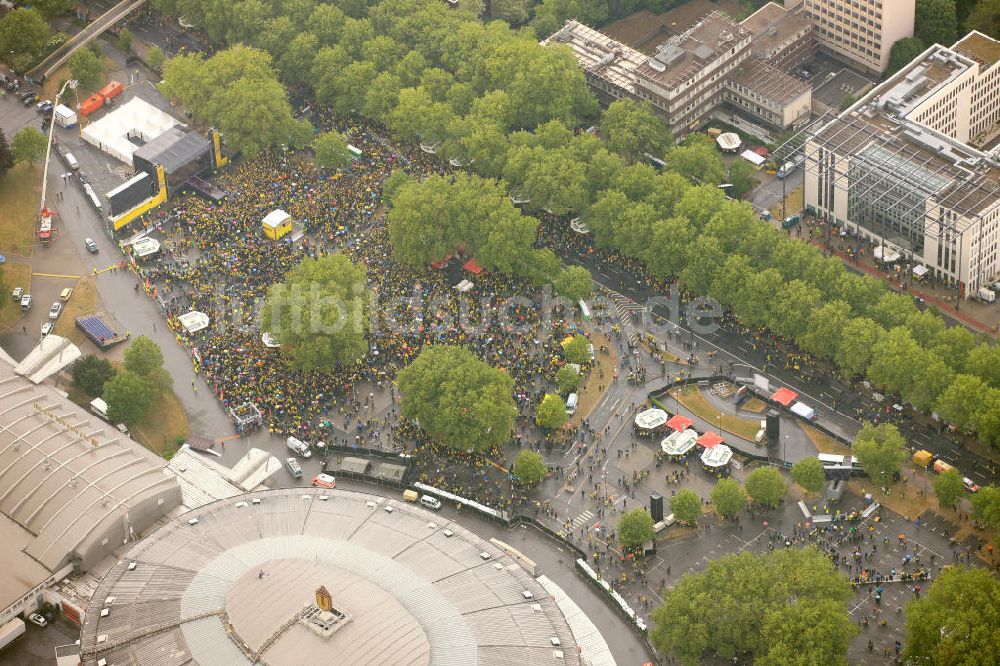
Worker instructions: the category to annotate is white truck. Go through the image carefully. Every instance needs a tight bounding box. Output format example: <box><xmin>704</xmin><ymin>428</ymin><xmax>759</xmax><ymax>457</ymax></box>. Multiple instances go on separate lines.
<box><xmin>53</xmin><ymin>104</ymin><xmax>77</xmax><ymax>128</ymax></box>
<box><xmin>976</xmin><ymin>287</ymin><xmax>996</xmax><ymax>303</ymax></box>
<box><xmin>0</xmin><ymin>618</ymin><xmax>25</xmax><ymax>651</ymax></box>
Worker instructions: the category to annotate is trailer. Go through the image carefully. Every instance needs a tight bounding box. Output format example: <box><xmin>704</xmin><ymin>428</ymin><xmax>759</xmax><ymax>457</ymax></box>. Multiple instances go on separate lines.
<box><xmin>53</xmin><ymin>104</ymin><xmax>77</xmax><ymax>128</ymax></box>
<box><xmin>98</xmin><ymin>80</ymin><xmax>124</xmax><ymax>102</ymax></box>
<box><xmin>0</xmin><ymin>618</ymin><xmax>25</xmax><ymax>651</ymax></box>
<box><xmin>78</xmin><ymin>94</ymin><xmax>104</xmax><ymax>116</ymax></box>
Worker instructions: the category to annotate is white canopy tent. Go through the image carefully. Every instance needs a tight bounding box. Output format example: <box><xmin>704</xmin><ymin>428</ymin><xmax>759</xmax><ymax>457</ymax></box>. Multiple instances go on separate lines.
<box><xmin>131</xmin><ymin>236</ymin><xmax>161</xmax><ymax>258</ymax></box>
<box><xmin>700</xmin><ymin>444</ymin><xmax>733</xmax><ymax>468</ymax></box>
<box><xmin>740</xmin><ymin>149</ymin><xmax>766</xmax><ymax>166</ymax></box>
<box><xmin>912</xmin><ymin>265</ymin><xmax>929</xmax><ymax>278</ymax></box>
<box><xmin>661</xmin><ymin>428</ymin><xmax>698</xmax><ymax>456</ymax></box>
<box><xmin>634</xmin><ymin>408</ymin><xmax>668</xmax><ymax>430</ymax></box>
<box><xmin>716</xmin><ymin>132</ymin><xmax>741</xmax><ymax>152</ymax></box>
<box><xmin>82</xmin><ymin>98</ymin><xmax>179</xmax><ymax>166</ymax></box>
<box><xmin>790</xmin><ymin>401</ymin><xmax>816</xmax><ymax>420</ymax></box>
<box><xmin>178</xmin><ymin>311</ymin><xmax>210</xmax><ymax>334</ymax></box>
<box><xmin>873</xmin><ymin>246</ymin><xmax>900</xmax><ymax>263</ymax></box>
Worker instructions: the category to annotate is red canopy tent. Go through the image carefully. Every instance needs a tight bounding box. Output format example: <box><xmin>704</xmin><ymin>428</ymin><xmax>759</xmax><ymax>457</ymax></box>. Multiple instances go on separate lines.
<box><xmin>666</xmin><ymin>414</ymin><xmax>693</xmax><ymax>431</ymax></box>
<box><xmin>771</xmin><ymin>387</ymin><xmax>799</xmax><ymax>407</ymax></box>
<box><xmin>430</xmin><ymin>255</ymin><xmax>453</xmax><ymax>269</ymax></box>
<box><xmin>697</xmin><ymin>432</ymin><xmax>724</xmax><ymax>449</ymax></box>
<box><xmin>463</xmin><ymin>258</ymin><xmax>483</xmax><ymax>275</ymax></box>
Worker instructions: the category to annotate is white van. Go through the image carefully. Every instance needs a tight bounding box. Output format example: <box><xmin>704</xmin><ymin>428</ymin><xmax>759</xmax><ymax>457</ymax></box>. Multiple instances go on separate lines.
<box><xmin>565</xmin><ymin>393</ymin><xmax>578</xmax><ymax>415</ymax></box>
<box><xmin>286</xmin><ymin>436</ymin><xmax>311</xmax><ymax>458</ymax></box>
<box><xmin>64</xmin><ymin>152</ymin><xmax>79</xmax><ymax>170</ymax></box>
<box><xmin>420</xmin><ymin>495</ymin><xmax>442</xmax><ymax>510</ymax></box>
<box><xmin>90</xmin><ymin>397</ymin><xmax>109</xmax><ymax>420</ymax></box>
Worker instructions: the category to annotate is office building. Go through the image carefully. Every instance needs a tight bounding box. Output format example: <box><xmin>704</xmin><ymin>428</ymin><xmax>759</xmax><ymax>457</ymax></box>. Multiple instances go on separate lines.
<box><xmin>803</xmin><ymin>0</ymin><xmax>915</xmax><ymax>74</ymax></box>
<box><xmin>804</xmin><ymin>33</ymin><xmax>1000</xmax><ymax>297</ymax></box>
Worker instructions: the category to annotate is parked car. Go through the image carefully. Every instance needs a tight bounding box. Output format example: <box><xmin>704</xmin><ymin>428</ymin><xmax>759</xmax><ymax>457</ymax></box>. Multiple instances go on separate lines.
<box><xmin>963</xmin><ymin>478</ymin><xmax>980</xmax><ymax>493</ymax></box>
<box><xmin>35</xmin><ymin>99</ymin><xmax>52</xmax><ymax>112</ymax></box>
<box><xmin>21</xmin><ymin>91</ymin><xmax>35</xmax><ymax>105</ymax></box>
<box><xmin>41</xmin><ymin>322</ymin><xmax>53</xmax><ymax>338</ymax></box>
<box><xmin>49</xmin><ymin>302</ymin><xmax>62</xmax><ymax>319</ymax></box>
<box><xmin>84</xmin><ymin>238</ymin><xmax>98</xmax><ymax>253</ymax></box>
<box><xmin>312</xmin><ymin>473</ymin><xmax>336</xmax><ymax>489</ymax></box>
<box><xmin>27</xmin><ymin>613</ymin><xmax>47</xmax><ymax>627</ymax></box>
<box><xmin>60</xmin><ymin>287</ymin><xmax>73</xmax><ymax>301</ymax></box>
<box><xmin>12</xmin><ymin>286</ymin><xmax>23</xmax><ymax>301</ymax></box>
<box><xmin>20</xmin><ymin>294</ymin><xmax>31</xmax><ymax>310</ymax></box>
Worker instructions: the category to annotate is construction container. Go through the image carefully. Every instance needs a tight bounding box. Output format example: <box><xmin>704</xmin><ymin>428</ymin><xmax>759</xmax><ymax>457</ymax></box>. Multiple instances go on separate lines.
<box><xmin>78</xmin><ymin>94</ymin><xmax>105</xmax><ymax>116</ymax></box>
<box><xmin>98</xmin><ymin>80</ymin><xmax>124</xmax><ymax>101</ymax></box>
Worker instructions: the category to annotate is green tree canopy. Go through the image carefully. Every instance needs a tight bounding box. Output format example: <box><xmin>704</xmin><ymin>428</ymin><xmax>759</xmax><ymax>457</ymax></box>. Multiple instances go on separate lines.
<box><xmin>666</xmin><ymin>135</ymin><xmax>725</xmax><ymax>185</ymax></box>
<box><xmin>512</xmin><ymin>449</ymin><xmax>548</xmax><ymax>487</ymax></box>
<box><xmin>159</xmin><ymin>46</ymin><xmax>312</xmax><ymax>157</ymax></box>
<box><xmin>887</xmin><ymin>37</ymin><xmax>926</xmax><ymax>76</ymax></box>
<box><xmin>29</xmin><ymin>0</ymin><xmax>73</xmax><ymax>17</ymax></box>
<box><xmin>971</xmin><ymin>485</ymin><xmax>1000</xmax><ymax>530</ymax></box>
<box><xmin>617</xmin><ymin>508</ymin><xmax>655</xmax><ymax>548</ymax></box>
<box><xmin>397</xmin><ymin>345</ymin><xmax>516</xmax><ymax>453</ymax></box>
<box><xmin>933</xmin><ymin>468</ymin><xmax>965</xmax><ymax>508</ymax></box>
<box><xmin>123</xmin><ymin>336</ymin><xmax>164</xmax><ymax>377</ymax></box>
<box><xmin>852</xmin><ymin>423</ymin><xmax>908</xmax><ymax>489</ymax></box>
<box><xmin>387</xmin><ymin>173</ymin><xmax>542</xmax><ymax>277</ymax></box>
<box><xmin>745</xmin><ymin>467</ymin><xmax>787</xmax><ymax>508</ymax></box>
<box><xmin>103</xmin><ymin>372</ymin><xmax>157</xmax><ymax>425</ymax></box>
<box><xmin>650</xmin><ymin>547</ymin><xmax>854</xmax><ymax>665</ymax></box>
<box><xmin>0</xmin><ymin>9</ymin><xmax>50</xmax><ymax>70</ymax></box>
<box><xmin>727</xmin><ymin>158</ymin><xmax>757</xmax><ymax>200</ymax></box>
<box><xmin>903</xmin><ymin>566</ymin><xmax>1000</xmax><ymax>665</ymax></box>
<box><xmin>600</xmin><ymin>98</ymin><xmax>673</xmax><ymax>161</ymax></box>
<box><xmin>710</xmin><ymin>478</ymin><xmax>746</xmax><ymax>519</ymax></box>
<box><xmin>552</xmin><ymin>265</ymin><xmax>592</xmax><ymax>303</ymax></box>
<box><xmin>915</xmin><ymin>0</ymin><xmax>957</xmax><ymax>47</ymax></box>
<box><xmin>562</xmin><ymin>334</ymin><xmax>590</xmax><ymax>365</ymax></box>
<box><xmin>72</xmin><ymin>354</ymin><xmax>117</xmax><ymax>397</ymax></box>
<box><xmin>670</xmin><ymin>489</ymin><xmax>702</xmax><ymax>524</ymax></box>
<box><xmin>68</xmin><ymin>48</ymin><xmax>104</xmax><ymax>90</ymax></box>
<box><xmin>936</xmin><ymin>374</ymin><xmax>990</xmax><ymax>431</ymax></box>
<box><xmin>11</xmin><ymin>127</ymin><xmax>48</xmax><ymax>165</ymax></box>
<box><xmin>261</xmin><ymin>254</ymin><xmax>370</xmax><ymax>371</ymax></box>
<box><xmin>535</xmin><ymin>393</ymin><xmax>568</xmax><ymax>429</ymax></box>
<box><xmin>0</xmin><ymin>130</ymin><xmax>13</xmax><ymax>180</ymax></box>
<box><xmin>555</xmin><ymin>364</ymin><xmax>581</xmax><ymax>393</ymax></box>
<box><xmin>313</xmin><ymin>130</ymin><xmax>350</xmax><ymax>170</ymax></box>
<box><xmin>791</xmin><ymin>457</ymin><xmax>826</xmax><ymax>494</ymax></box>
<box><xmin>146</xmin><ymin>45</ymin><xmax>166</xmax><ymax>73</ymax></box>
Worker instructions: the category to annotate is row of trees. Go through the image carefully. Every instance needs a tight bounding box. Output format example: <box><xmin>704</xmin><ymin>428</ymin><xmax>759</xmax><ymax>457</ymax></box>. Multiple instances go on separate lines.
<box><xmin>152</xmin><ymin>0</ymin><xmax>1000</xmax><ymax>447</ymax></box>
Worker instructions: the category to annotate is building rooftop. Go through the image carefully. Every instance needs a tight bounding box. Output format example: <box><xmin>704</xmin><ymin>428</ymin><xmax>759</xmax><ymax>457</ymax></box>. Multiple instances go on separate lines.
<box><xmin>0</xmin><ymin>512</ymin><xmax>54</xmax><ymax>614</ymax></box>
<box><xmin>542</xmin><ymin>20</ymin><xmax>645</xmax><ymax>94</ymax></box>
<box><xmin>0</xmin><ymin>362</ymin><xmax>180</xmax><ymax>571</ymax></box>
<box><xmin>953</xmin><ymin>30</ymin><xmax>1000</xmax><ymax>69</ymax></box>
<box><xmin>635</xmin><ymin>11</ymin><xmax>750</xmax><ymax>88</ymax></box>
<box><xmin>79</xmin><ymin>488</ymin><xmax>582</xmax><ymax>666</ymax></box>
<box><xmin>875</xmin><ymin>46</ymin><xmax>975</xmax><ymax>119</ymax></box>
<box><xmin>730</xmin><ymin>56</ymin><xmax>811</xmax><ymax>105</ymax></box>
<box><xmin>740</xmin><ymin>1</ymin><xmax>811</xmax><ymax>61</ymax></box>
<box><xmin>132</xmin><ymin>126</ymin><xmax>212</xmax><ymax>175</ymax></box>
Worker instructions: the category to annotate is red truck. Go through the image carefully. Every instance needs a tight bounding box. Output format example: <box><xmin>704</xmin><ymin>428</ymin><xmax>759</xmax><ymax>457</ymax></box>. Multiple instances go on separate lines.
<box><xmin>98</xmin><ymin>80</ymin><xmax>123</xmax><ymax>101</ymax></box>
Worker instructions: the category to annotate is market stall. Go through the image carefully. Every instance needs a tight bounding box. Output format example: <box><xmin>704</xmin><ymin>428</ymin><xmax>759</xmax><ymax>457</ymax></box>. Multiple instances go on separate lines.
<box><xmin>661</xmin><ymin>428</ymin><xmax>698</xmax><ymax>458</ymax></box>
<box><xmin>634</xmin><ymin>408</ymin><xmax>669</xmax><ymax>437</ymax></box>
<box><xmin>701</xmin><ymin>444</ymin><xmax>733</xmax><ymax>475</ymax></box>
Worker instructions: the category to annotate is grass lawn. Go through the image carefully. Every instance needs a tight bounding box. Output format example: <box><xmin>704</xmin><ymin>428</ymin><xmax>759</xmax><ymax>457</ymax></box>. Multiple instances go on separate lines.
<box><xmin>42</xmin><ymin>55</ymin><xmax>119</xmax><ymax>100</ymax></box>
<box><xmin>669</xmin><ymin>385</ymin><xmax>761</xmax><ymax>441</ymax></box>
<box><xmin>0</xmin><ymin>262</ymin><xmax>33</xmax><ymax>331</ymax></box>
<box><xmin>571</xmin><ymin>331</ymin><xmax>615</xmax><ymax>426</ymax></box>
<box><xmin>130</xmin><ymin>386</ymin><xmax>188</xmax><ymax>457</ymax></box>
<box><xmin>800</xmin><ymin>424</ymin><xmax>851</xmax><ymax>456</ymax></box>
<box><xmin>741</xmin><ymin>397</ymin><xmax>768</xmax><ymax>413</ymax></box>
<box><xmin>0</xmin><ymin>163</ymin><xmax>42</xmax><ymax>257</ymax></box>
<box><xmin>52</xmin><ymin>276</ymin><xmax>97</xmax><ymax>344</ymax></box>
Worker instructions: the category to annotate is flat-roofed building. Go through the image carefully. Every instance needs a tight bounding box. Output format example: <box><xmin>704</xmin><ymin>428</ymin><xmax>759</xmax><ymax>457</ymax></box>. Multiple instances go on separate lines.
<box><xmin>724</xmin><ymin>56</ymin><xmax>813</xmax><ymax>130</ymax></box>
<box><xmin>805</xmin><ymin>34</ymin><xmax>1000</xmax><ymax>296</ymax></box>
<box><xmin>741</xmin><ymin>1</ymin><xmax>815</xmax><ymax>72</ymax></box>
<box><xmin>803</xmin><ymin>0</ymin><xmax>914</xmax><ymax>74</ymax></box>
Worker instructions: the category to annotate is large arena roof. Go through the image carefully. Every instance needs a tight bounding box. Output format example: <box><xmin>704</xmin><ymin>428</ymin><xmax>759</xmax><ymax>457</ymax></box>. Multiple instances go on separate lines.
<box><xmin>80</xmin><ymin>487</ymin><xmax>583</xmax><ymax>665</ymax></box>
<box><xmin>0</xmin><ymin>361</ymin><xmax>180</xmax><ymax>574</ymax></box>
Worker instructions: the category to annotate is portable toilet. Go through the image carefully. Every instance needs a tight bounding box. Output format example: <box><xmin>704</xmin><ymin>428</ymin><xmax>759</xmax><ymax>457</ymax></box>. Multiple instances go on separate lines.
<box><xmin>262</xmin><ymin>209</ymin><xmax>292</xmax><ymax>240</ymax></box>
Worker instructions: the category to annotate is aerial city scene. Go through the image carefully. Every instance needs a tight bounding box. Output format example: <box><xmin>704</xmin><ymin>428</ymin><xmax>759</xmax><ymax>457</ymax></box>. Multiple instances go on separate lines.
<box><xmin>1</xmin><ymin>0</ymin><xmax>999</xmax><ymax>664</ymax></box>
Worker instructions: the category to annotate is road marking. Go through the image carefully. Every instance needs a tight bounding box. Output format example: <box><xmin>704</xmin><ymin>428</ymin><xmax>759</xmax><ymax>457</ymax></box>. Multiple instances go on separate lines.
<box><xmin>32</xmin><ymin>272</ymin><xmax>80</xmax><ymax>279</ymax></box>
<box><xmin>569</xmin><ymin>510</ymin><xmax>594</xmax><ymax>530</ymax></box>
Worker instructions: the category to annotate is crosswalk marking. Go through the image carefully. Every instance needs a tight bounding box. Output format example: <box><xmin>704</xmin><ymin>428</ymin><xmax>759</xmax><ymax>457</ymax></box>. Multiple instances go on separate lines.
<box><xmin>570</xmin><ymin>510</ymin><xmax>594</xmax><ymax>530</ymax></box>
